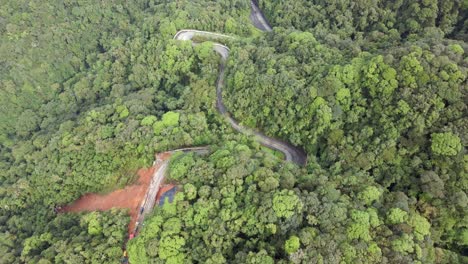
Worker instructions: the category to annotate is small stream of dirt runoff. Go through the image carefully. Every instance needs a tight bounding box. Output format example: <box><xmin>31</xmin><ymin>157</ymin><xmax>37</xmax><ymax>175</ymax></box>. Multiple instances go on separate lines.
<box><xmin>62</xmin><ymin>165</ymin><xmax>157</xmax><ymax>234</ymax></box>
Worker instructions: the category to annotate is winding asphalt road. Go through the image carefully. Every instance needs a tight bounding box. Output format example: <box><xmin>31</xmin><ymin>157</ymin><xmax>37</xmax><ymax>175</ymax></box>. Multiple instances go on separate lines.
<box><xmin>127</xmin><ymin>2</ymin><xmax>305</xmax><ymax>253</ymax></box>
<box><xmin>250</xmin><ymin>0</ymin><xmax>272</xmax><ymax>31</ymax></box>
<box><xmin>133</xmin><ymin>147</ymin><xmax>209</xmax><ymax>234</ymax></box>
<box><xmin>173</xmin><ymin>3</ymin><xmax>307</xmax><ymax>166</ymax></box>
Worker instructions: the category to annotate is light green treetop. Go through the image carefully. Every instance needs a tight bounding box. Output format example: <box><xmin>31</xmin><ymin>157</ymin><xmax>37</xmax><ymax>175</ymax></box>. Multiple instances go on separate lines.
<box><xmin>431</xmin><ymin>132</ymin><xmax>462</xmax><ymax>156</ymax></box>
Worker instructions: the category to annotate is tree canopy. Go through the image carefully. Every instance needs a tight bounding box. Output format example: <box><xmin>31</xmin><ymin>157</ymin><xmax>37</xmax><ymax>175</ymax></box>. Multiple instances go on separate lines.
<box><xmin>1</xmin><ymin>0</ymin><xmax>466</xmax><ymax>263</ymax></box>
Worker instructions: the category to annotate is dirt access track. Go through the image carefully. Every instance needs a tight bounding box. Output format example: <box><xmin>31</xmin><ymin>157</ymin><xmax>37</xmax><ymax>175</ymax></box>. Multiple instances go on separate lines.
<box><xmin>62</xmin><ymin>152</ymin><xmax>172</xmax><ymax>233</ymax></box>
<box><xmin>62</xmin><ymin>0</ymin><xmax>302</xmax><ymax>238</ymax></box>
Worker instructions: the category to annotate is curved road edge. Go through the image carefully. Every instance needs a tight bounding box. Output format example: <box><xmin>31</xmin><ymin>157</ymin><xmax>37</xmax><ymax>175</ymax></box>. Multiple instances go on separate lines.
<box><xmin>174</xmin><ymin>30</ymin><xmax>307</xmax><ymax>166</ymax></box>
<box><xmin>250</xmin><ymin>0</ymin><xmax>272</xmax><ymax>31</ymax></box>
<box><xmin>133</xmin><ymin>147</ymin><xmax>210</xmax><ymax>236</ymax></box>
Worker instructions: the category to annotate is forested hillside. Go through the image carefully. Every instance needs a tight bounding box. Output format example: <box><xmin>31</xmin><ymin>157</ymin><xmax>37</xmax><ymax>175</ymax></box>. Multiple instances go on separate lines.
<box><xmin>1</xmin><ymin>0</ymin><xmax>254</xmax><ymax>263</ymax></box>
<box><xmin>0</xmin><ymin>0</ymin><xmax>466</xmax><ymax>263</ymax></box>
<box><xmin>221</xmin><ymin>0</ymin><xmax>467</xmax><ymax>262</ymax></box>
<box><xmin>224</xmin><ymin>29</ymin><xmax>467</xmax><ymax>262</ymax></box>
<box><xmin>258</xmin><ymin>0</ymin><xmax>468</xmax><ymax>46</ymax></box>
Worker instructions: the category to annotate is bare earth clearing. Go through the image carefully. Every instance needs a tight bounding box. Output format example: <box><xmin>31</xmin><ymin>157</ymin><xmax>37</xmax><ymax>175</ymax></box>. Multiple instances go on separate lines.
<box><xmin>62</xmin><ymin>0</ymin><xmax>296</xmax><ymax>244</ymax></box>
<box><xmin>62</xmin><ymin>160</ymin><xmax>160</xmax><ymax>234</ymax></box>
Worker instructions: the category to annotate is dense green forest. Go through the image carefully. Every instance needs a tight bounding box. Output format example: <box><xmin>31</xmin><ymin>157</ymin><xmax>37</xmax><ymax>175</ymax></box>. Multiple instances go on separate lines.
<box><xmin>258</xmin><ymin>0</ymin><xmax>468</xmax><ymax>46</ymax></box>
<box><xmin>1</xmin><ymin>0</ymin><xmax>466</xmax><ymax>263</ymax></box>
<box><xmin>1</xmin><ymin>0</ymin><xmax>254</xmax><ymax>262</ymax></box>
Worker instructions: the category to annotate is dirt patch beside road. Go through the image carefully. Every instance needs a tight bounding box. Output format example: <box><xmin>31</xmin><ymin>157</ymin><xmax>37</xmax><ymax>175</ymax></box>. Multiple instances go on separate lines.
<box><xmin>62</xmin><ymin>165</ymin><xmax>156</xmax><ymax>234</ymax></box>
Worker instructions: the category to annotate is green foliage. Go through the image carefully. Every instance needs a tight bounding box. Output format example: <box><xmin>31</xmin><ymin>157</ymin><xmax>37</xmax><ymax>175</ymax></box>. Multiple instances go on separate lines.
<box><xmin>284</xmin><ymin>235</ymin><xmax>300</xmax><ymax>254</ymax></box>
<box><xmin>21</xmin><ymin>233</ymin><xmax>52</xmax><ymax>259</ymax></box>
<box><xmin>224</xmin><ymin>19</ymin><xmax>465</xmax><ymax>262</ymax></box>
<box><xmin>459</xmin><ymin>229</ymin><xmax>468</xmax><ymax>246</ymax></box>
<box><xmin>358</xmin><ymin>186</ymin><xmax>382</xmax><ymax>205</ymax></box>
<box><xmin>84</xmin><ymin>212</ymin><xmax>103</xmax><ymax>235</ymax></box>
<box><xmin>116</xmin><ymin>105</ymin><xmax>129</xmax><ymax>119</ymax></box>
<box><xmin>158</xmin><ymin>235</ymin><xmax>186</xmax><ymax>261</ymax></box>
<box><xmin>154</xmin><ymin>111</ymin><xmax>180</xmax><ymax>135</ymax></box>
<box><xmin>362</xmin><ymin>55</ymin><xmax>398</xmax><ymax>100</ymax></box>
<box><xmin>347</xmin><ymin>210</ymin><xmax>372</xmax><ymax>242</ymax></box>
<box><xmin>310</xmin><ymin>97</ymin><xmax>333</xmax><ymax>136</ymax></box>
<box><xmin>15</xmin><ymin>110</ymin><xmax>40</xmax><ymax>137</ymax></box>
<box><xmin>449</xmin><ymin>44</ymin><xmax>464</xmax><ymax>55</ymax></box>
<box><xmin>128</xmin><ymin>238</ymin><xmax>149</xmax><ymax>264</ymax></box>
<box><xmin>387</xmin><ymin>208</ymin><xmax>408</xmax><ymax>225</ymax></box>
<box><xmin>162</xmin><ymin>218</ymin><xmax>182</xmax><ymax>236</ymax></box>
<box><xmin>0</xmin><ymin>1</ymin><xmax>252</xmax><ymax>262</ymax></box>
<box><xmin>1</xmin><ymin>0</ymin><xmax>467</xmax><ymax>263</ymax></box>
<box><xmin>162</xmin><ymin>112</ymin><xmax>180</xmax><ymax>127</ymax></box>
<box><xmin>392</xmin><ymin>234</ymin><xmax>415</xmax><ymax>254</ymax></box>
<box><xmin>259</xmin><ymin>0</ymin><xmax>466</xmax><ymax>43</ymax></box>
<box><xmin>184</xmin><ymin>183</ymin><xmax>197</xmax><ymax>200</ymax></box>
<box><xmin>128</xmin><ymin>144</ymin><xmax>306</xmax><ymax>262</ymax></box>
<box><xmin>431</xmin><ymin>132</ymin><xmax>462</xmax><ymax>156</ymax></box>
<box><xmin>246</xmin><ymin>250</ymin><xmax>274</xmax><ymax>264</ymax></box>
<box><xmin>272</xmin><ymin>190</ymin><xmax>303</xmax><ymax>219</ymax></box>
<box><xmin>409</xmin><ymin>214</ymin><xmax>430</xmax><ymax>241</ymax></box>
<box><xmin>20</xmin><ymin>210</ymin><xmax>127</xmax><ymax>263</ymax></box>
<box><xmin>298</xmin><ymin>227</ymin><xmax>317</xmax><ymax>246</ymax></box>
<box><xmin>141</xmin><ymin>115</ymin><xmax>157</xmax><ymax>126</ymax></box>
<box><xmin>368</xmin><ymin>242</ymin><xmax>382</xmax><ymax>256</ymax></box>
<box><xmin>336</xmin><ymin>88</ymin><xmax>351</xmax><ymax>111</ymax></box>
<box><xmin>169</xmin><ymin>153</ymin><xmax>195</xmax><ymax>180</ymax></box>
<box><xmin>367</xmin><ymin>208</ymin><xmax>381</xmax><ymax>228</ymax></box>
<box><xmin>266</xmin><ymin>223</ymin><xmax>277</xmax><ymax>235</ymax></box>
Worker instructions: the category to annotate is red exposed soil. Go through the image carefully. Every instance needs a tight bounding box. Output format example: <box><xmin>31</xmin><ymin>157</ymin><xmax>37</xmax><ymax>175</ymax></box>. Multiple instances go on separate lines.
<box><xmin>62</xmin><ymin>151</ymin><xmax>174</xmax><ymax>235</ymax></box>
<box><xmin>62</xmin><ymin>166</ymin><xmax>155</xmax><ymax>233</ymax></box>
<box><xmin>158</xmin><ymin>152</ymin><xmax>172</xmax><ymax>161</ymax></box>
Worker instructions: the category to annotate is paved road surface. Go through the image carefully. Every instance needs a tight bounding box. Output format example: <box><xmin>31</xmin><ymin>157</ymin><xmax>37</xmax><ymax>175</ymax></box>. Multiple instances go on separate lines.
<box><xmin>124</xmin><ymin>3</ymin><xmax>297</xmax><ymax>257</ymax></box>
<box><xmin>174</xmin><ymin>30</ymin><xmax>307</xmax><ymax>166</ymax></box>
<box><xmin>132</xmin><ymin>147</ymin><xmax>209</xmax><ymax>234</ymax></box>
<box><xmin>250</xmin><ymin>0</ymin><xmax>272</xmax><ymax>31</ymax></box>
<box><xmin>132</xmin><ymin>1</ymin><xmax>305</xmax><ymax>235</ymax></box>
<box><xmin>135</xmin><ymin>159</ymin><xmax>168</xmax><ymax>226</ymax></box>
